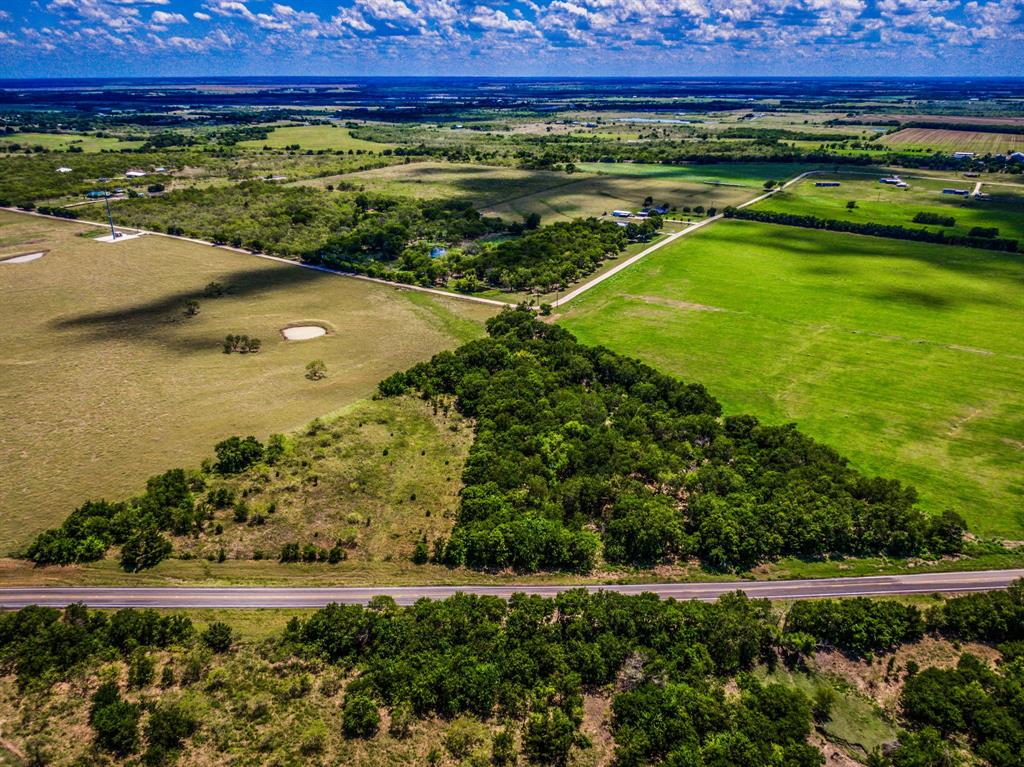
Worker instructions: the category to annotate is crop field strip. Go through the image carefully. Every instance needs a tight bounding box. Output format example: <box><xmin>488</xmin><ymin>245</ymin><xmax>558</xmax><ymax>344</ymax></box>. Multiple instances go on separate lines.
<box><xmin>880</xmin><ymin>128</ymin><xmax>1024</xmax><ymax>153</ymax></box>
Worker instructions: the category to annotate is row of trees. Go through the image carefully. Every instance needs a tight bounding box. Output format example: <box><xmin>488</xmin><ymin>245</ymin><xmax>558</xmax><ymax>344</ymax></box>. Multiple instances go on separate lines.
<box><xmin>24</xmin><ymin>434</ymin><xmax>282</xmax><ymax>570</ymax></box>
<box><xmin>724</xmin><ymin>207</ymin><xmax>1020</xmax><ymax>252</ymax></box>
<box><xmin>379</xmin><ymin>308</ymin><xmax>966</xmax><ymax>573</ymax></box>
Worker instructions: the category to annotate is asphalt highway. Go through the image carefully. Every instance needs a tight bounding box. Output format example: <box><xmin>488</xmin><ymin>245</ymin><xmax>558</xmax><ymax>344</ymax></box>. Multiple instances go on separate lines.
<box><xmin>1</xmin><ymin>569</ymin><xmax>1021</xmax><ymax>609</ymax></box>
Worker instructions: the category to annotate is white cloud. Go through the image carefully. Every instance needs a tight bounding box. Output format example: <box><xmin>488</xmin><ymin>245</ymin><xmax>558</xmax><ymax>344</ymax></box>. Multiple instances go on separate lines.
<box><xmin>470</xmin><ymin>6</ymin><xmax>537</xmax><ymax>32</ymax></box>
<box><xmin>151</xmin><ymin>10</ymin><xmax>187</xmax><ymax>24</ymax></box>
<box><xmin>193</xmin><ymin>11</ymin><xmax>211</xmax><ymax>20</ymax></box>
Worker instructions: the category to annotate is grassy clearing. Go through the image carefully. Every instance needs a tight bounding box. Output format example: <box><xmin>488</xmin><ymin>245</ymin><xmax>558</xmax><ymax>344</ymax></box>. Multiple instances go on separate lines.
<box><xmin>238</xmin><ymin>124</ymin><xmax>394</xmax><ymax>152</ymax></box>
<box><xmin>757</xmin><ymin>666</ymin><xmax>897</xmax><ymax>759</ymax></box>
<box><xmin>174</xmin><ymin>396</ymin><xmax>472</xmax><ymax>565</ymax></box>
<box><xmin>880</xmin><ymin>127</ymin><xmax>1024</xmax><ymax>153</ymax></box>
<box><xmin>0</xmin><ymin>132</ymin><xmax>145</xmax><ymax>152</ymax></box>
<box><xmin>301</xmin><ymin>161</ymin><xmax>584</xmax><ymax>206</ymax></box>
<box><xmin>575</xmin><ymin>161</ymin><xmax>811</xmax><ymax>187</ymax></box>
<box><xmin>558</xmin><ymin>219</ymin><xmax>1024</xmax><ymax>540</ymax></box>
<box><xmin>756</xmin><ymin>172</ymin><xmax>1024</xmax><ymax>240</ymax></box>
<box><xmin>0</xmin><ymin>210</ymin><xmax>495</xmax><ymax>549</ymax></box>
<box><xmin>484</xmin><ymin>172</ymin><xmax>755</xmax><ymax>223</ymax></box>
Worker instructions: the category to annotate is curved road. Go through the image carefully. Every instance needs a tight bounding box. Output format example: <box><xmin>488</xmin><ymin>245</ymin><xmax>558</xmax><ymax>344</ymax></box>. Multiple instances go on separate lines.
<box><xmin>1</xmin><ymin>569</ymin><xmax>1020</xmax><ymax>609</ymax></box>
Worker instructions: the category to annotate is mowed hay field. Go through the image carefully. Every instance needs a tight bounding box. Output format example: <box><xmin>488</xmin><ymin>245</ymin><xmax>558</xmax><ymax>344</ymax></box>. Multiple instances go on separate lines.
<box><xmin>757</xmin><ymin>173</ymin><xmax>1024</xmax><ymax>240</ymax></box>
<box><xmin>484</xmin><ymin>169</ymin><xmax>760</xmax><ymax>223</ymax></box>
<box><xmin>559</xmin><ymin>220</ymin><xmax>1024</xmax><ymax>539</ymax></box>
<box><xmin>238</xmin><ymin>124</ymin><xmax>393</xmax><ymax>152</ymax></box>
<box><xmin>0</xmin><ymin>211</ymin><xmax>495</xmax><ymax>549</ymax></box>
<box><xmin>881</xmin><ymin>128</ymin><xmax>1024</xmax><ymax>153</ymax></box>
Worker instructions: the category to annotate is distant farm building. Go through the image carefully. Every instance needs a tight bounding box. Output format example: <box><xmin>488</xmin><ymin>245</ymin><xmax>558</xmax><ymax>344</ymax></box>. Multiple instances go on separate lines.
<box><xmin>125</xmin><ymin>170</ymin><xmax>147</xmax><ymax>178</ymax></box>
<box><xmin>56</xmin><ymin>167</ymin><xmax>73</xmax><ymax>174</ymax></box>
<box><xmin>633</xmin><ymin>211</ymin><xmax>649</xmax><ymax>219</ymax></box>
<box><xmin>612</xmin><ymin>210</ymin><xmax>632</xmax><ymax>218</ymax></box>
<box><xmin>815</xmin><ymin>181</ymin><xmax>841</xmax><ymax>187</ymax></box>
<box><xmin>953</xmin><ymin>152</ymin><xmax>975</xmax><ymax>159</ymax></box>
<box><xmin>942</xmin><ymin>188</ymin><xmax>970</xmax><ymax>196</ymax></box>
<box><xmin>1009</xmin><ymin>152</ymin><xmax>1024</xmax><ymax>163</ymax></box>
<box><xmin>879</xmin><ymin>176</ymin><xmax>902</xmax><ymax>185</ymax></box>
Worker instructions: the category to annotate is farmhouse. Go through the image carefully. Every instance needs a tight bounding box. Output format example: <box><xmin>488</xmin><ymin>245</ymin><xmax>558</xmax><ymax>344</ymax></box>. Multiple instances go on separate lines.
<box><xmin>942</xmin><ymin>188</ymin><xmax>970</xmax><ymax>196</ymax></box>
<box><xmin>815</xmin><ymin>181</ymin><xmax>841</xmax><ymax>187</ymax></box>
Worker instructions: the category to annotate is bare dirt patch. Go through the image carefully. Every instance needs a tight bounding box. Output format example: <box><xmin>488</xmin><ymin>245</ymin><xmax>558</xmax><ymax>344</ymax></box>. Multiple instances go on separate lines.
<box><xmin>812</xmin><ymin>637</ymin><xmax>1001</xmax><ymax>716</ymax></box>
<box><xmin>0</xmin><ymin>250</ymin><xmax>47</xmax><ymax>264</ymax></box>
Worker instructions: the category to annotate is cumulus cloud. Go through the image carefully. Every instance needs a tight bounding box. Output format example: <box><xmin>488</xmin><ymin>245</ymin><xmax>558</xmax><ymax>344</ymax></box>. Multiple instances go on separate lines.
<box><xmin>8</xmin><ymin>0</ymin><xmax>1024</xmax><ymax>72</ymax></box>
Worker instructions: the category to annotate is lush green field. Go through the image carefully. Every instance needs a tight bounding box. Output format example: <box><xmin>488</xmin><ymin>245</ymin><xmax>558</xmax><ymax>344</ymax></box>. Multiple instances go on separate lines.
<box><xmin>559</xmin><ymin>219</ymin><xmax>1024</xmax><ymax>539</ymax></box>
<box><xmin>0</xmin><ymin>211</ymin><xmax>495</xmax><ymax>549</ymax></box>
<box><xmin>757</xmin><ymin>172</ymin><xmax>1024</xmax><ymax>240</ymax></box>
<box><xmin>0</xmin><ymin>131</ymin><xmax>144</xmax><ymax>152</ymax></box>
<box><xmin>238</xmin><ymin>124</ymin><xmax>394</xmax><ymax>152</ymax></box>
<box><xmin>575</xmin><ymin>161</ymin><xmax>811</xmax><ymax>187</ymax></box>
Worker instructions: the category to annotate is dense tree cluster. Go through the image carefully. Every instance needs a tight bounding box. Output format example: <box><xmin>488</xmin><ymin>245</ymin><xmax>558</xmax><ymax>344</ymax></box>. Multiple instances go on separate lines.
<box><xmin>784</xmin><ymin>598</ymin><xmax>925</xmax><ymax>657</ymax></box>
<box><xmin>379</xmin><ymin>309</ymin><xmax>965</xmax><ymax>572</ymax></box>
<box><xmin>885</xmin><ymin>654</ymin><xmax>1024</xmax><ymax>767</ymax></box>
<box><xmin>912</xmin><ymin>211</ymin><xmax>955</xmax><ymax>227</ymax></box>
<box><xmin>0</xmin><ymin>604</ymin><xmax>192</xmax><ymax>689</ymax></box>
<box><xmin>25</xmin><ymin>469</ymin><xmax>200</xmax><ymax>570</ymax></box>
<box><xmin>724</xmin><ymin>207</ymin><xmax>1020</xmax><ymax>252</ymax></box>
<box><xmin>288</xmin><ymin>589</ymin><xmax>808</xmax><ymax>764</ymax></box>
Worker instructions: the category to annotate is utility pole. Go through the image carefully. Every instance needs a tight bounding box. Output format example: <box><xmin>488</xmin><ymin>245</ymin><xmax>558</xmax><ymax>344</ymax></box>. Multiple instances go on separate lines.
<box><xmin>103</xmin><ymin>193</ymin><xmax>116</xmax><ymax>239</ymax></box>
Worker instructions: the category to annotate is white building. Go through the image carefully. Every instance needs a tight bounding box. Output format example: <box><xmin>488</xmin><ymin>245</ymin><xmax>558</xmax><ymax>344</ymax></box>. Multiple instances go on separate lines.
<box><xmin>56</xmin><ymin>167</ymin><xmax>73</xmax><ymax>173</ymax></box>
<box><xmin>125</xmin><ymin>170</ymin><xmax>148</xmax><ymax>178</ymax></box>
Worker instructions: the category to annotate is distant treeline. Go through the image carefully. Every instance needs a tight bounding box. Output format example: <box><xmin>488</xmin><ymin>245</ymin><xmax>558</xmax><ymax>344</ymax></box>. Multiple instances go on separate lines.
<box><xmin>724</xmin><ymin>207</ymin><xmax>1019</xmax><ymax>252</ymax></box>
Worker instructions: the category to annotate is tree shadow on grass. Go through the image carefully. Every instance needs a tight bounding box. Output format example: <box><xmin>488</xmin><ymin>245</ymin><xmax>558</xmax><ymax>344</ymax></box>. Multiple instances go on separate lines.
<box><xmin>49</xmin><ymin>258</ymin><xmax>407</xmax><ymax>355</ymax></box>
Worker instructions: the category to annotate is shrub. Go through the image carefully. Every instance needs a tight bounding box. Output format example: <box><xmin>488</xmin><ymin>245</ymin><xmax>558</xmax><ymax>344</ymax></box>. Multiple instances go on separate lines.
<box><xmin>201</xmin><ymin>622</ymin><xmax>233</xmax><ymax>653</ymax></box>
<box><xmin>341</xmin><ymin>693</ymin><xmax>380</xmax><ymax>738</ymax></box>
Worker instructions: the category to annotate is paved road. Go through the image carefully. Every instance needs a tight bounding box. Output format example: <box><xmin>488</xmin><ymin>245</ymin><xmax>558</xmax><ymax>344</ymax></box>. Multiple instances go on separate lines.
<box><xmin>1</xmin><ymin>569</ymin><xmax>1020</xmax><ymax>609</ymax></box>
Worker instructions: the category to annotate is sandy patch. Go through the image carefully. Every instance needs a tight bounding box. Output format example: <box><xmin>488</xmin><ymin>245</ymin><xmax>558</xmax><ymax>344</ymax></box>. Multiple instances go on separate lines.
<box><xmin>282</xmin><ymin>325</ymin><xmax>327</xmax><ymax>341</ymax></box>
<box><xmin>624</xmin><ymin>294</ymin><xmax>726</xmax><ymax>312</ymax></box>
<box><xmin>0</xmin><ymin>251</ymin><xmax>46</xmax><ymax>264</ymax></box>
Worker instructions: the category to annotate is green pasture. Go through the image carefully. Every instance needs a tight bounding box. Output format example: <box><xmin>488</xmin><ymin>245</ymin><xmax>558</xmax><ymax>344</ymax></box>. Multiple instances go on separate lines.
<box><xmin>238</xmin><ymin>124</ymin><xmax>394</xmax><ymax>152</ymax></box>
<box><xmin>0</xmin><ymin>132</ymin><xmax>144</xmax><ymax>152</ymax></box>
<box><xmin>757</xmin><ymin>172</ymin><xmax>1024</xmax><ymax>240</ymax></box>
<box><xmin>559</xmin><ymin>219</ymin><xmax>1024</xmax><ymax>539</ymax></box>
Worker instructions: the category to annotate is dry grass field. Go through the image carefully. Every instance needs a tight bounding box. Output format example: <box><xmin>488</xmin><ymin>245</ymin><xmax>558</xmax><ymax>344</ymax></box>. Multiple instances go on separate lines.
<box><xmin>0</xmin><ymin>211</ymin><xmax>495</xmax><ymax>550</ymax></box>
<box><xmin>881</xmin><ymin>128</ymin><xmax>1024</xmax><ymax>153</ymax></box>
<box><xmin>483</xmin><ymin>170</ymin><xmax>756</xmax><ymax>222</ymax></box>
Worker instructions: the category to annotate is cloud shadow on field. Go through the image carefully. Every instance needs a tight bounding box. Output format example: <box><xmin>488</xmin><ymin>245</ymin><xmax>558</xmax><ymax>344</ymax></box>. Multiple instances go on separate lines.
<box><xmin>49</xmin><ymin>258</ymin><xmax>409</xmax><ymax>355</ymax></box>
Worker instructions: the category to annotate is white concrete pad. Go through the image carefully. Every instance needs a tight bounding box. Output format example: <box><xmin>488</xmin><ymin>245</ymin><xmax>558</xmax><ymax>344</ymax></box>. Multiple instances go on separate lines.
<box><xmin>282</xmin><ymin>325</ymin><xmax>327</xmax><ymax>341</ymax></box>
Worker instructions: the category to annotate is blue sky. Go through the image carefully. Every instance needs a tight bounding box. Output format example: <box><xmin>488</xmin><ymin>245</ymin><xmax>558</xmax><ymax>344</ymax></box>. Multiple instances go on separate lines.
<box><xmin>0</xmin><ymin>0</ymin><xmax>1022</xmax><ymax>78</ymax></box>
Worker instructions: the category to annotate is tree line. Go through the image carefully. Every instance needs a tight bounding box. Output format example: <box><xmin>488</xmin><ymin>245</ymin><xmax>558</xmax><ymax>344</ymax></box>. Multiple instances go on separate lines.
<box><xmin>378</xmin><ymin>308</ymin><xmax>967</xmax><ymax>573</ymax></box>
<box><xmin>5</xmin><ymin>584</ymin><xmax>1022</xmax><ymax>766</ymax></box>
<box><xmin>724</xmin><ymin>206</ymin><xmax>1019</xmax><ymax>252</ymax></box>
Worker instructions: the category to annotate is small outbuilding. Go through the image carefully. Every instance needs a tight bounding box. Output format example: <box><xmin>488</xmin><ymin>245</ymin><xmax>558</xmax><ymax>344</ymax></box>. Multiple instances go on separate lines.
<box><xmin>56</xmin><ymin>167</ymin><xmax>73</xmax><ymax>174</ymax></box>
